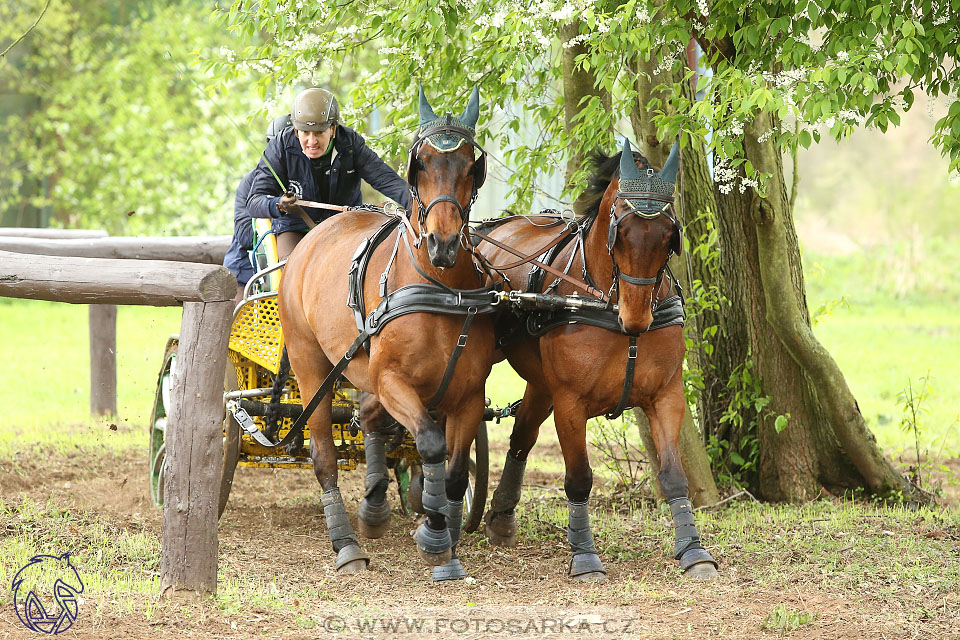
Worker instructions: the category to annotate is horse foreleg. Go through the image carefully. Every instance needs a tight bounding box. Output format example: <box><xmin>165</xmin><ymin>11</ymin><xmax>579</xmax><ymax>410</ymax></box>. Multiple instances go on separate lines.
<box><xmin>432</xmin><ymin>403</ymin><xmax>483</xmax><ymax>582</ymax></box>
<box><xmin>484</xmin><ymin>382</ymin><xmax>553</xmax><ymax>547</ymax></box>
<box><xmin>356</xmin><ymin>393</ymin><xmax>393</xmax><ymax>539</ymax></box>
<box><xmin>644</xmin><ymin>375</ymin><xmax>719</xmax><ymax>579</ymax></box>
<box><xmin>554</xmin><ymin>398</ymin><xmax>606</xmax><ymax>582</ymax></box>
<box><xmin>376</xmin><ymin>373</ymin><xmax>452</xmax><ymax>567</ymax></box>
<box><xmin>297</xmin><ymin>356</ymin><xmax>369</xmax><ymax>575</ymax></box>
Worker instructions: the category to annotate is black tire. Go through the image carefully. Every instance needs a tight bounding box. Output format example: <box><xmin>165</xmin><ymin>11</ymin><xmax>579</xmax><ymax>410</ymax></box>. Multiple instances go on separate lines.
<box><xmin>462</xmin><ymin>421</ymin><xmax>489</xmax><ymax>533</ymax></box>
<box><xmin>148</xmin><ymin>339</ymin><xmax>240</xmax><ymax>520</ymax></box>
<box><xmin>218</xmin><ymin>358</ymin><xmax>241</xmax><ymax>518</ymax></box>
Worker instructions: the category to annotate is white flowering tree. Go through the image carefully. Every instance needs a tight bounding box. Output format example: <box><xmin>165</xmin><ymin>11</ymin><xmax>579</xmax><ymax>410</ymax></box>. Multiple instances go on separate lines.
<box><xmin>217</xmin><ymin>0</ymin><xmax>957</xmax><ymax>501</ymax></box>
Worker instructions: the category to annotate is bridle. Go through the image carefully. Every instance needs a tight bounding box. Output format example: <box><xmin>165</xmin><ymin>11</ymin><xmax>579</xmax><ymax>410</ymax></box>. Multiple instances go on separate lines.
<box><xmin>405</xmin><ymin>124</ymin><xmax>487</xmax><ymax>248</ymax></box>
<box><xmin>605</xmin><ymin>175</ymin><xmax>682</xmax><ymax>302</ymax></box>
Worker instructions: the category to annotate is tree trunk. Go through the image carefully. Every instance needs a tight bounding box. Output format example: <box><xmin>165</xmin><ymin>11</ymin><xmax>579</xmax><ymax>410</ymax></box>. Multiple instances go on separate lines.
<box><xmin>631</xmin><ymin>57</ymin><xmax>720</xmax><ymax>507</ymax></box>
<box><xmin>691</xmin><ymin>109</ymin><xmax>920</xmax><ymax>501</ymax></box>
<box><xmin>743</xmin><ymin>112</ymin><xmax>921</xmax><ymax>500</ymax></box>
<box><xmin>560</xmin><ymin>21</ymin><xmax>610</xmax><ymax>215</ymax></box>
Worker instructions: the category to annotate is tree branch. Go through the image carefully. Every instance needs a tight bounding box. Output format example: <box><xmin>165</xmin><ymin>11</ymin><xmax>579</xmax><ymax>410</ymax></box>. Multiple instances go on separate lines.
<box><xmin>0</xmin><ymin>0</ymin><xmax>52</xmax><ymax>59</ymax></box>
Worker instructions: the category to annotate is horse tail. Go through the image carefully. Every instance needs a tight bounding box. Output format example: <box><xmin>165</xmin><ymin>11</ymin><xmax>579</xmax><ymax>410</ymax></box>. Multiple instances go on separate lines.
<box><xmin>264</xmin><ymin>347</ymin><xmax>292</xmax><ymax>438</ymax></box>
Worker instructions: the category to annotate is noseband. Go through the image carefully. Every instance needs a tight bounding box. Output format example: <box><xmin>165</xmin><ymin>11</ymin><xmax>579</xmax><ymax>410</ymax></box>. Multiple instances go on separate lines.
<box><xmin>605</xmin><ymin>179</ymin><xmax>681</xmax><ymax>299</ymax></box>
<box><xmin>406</xmin><ymin>125</ymin><xmax>487</xmax><ymax>248</ymax></box>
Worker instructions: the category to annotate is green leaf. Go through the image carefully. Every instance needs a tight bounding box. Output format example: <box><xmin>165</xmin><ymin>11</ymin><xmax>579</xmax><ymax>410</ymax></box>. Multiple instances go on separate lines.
<box><xmin>774</xmin><ymin>415</ymin><xmax>788</xmax><ymax>433</ymax></box>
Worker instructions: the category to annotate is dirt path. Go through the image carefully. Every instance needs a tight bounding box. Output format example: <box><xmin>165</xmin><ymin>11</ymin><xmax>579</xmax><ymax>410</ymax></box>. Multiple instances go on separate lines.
<box><xmin>1</xmin><ymin>439</ymin><xmax>958</xmax><ymax>639</ymax></box>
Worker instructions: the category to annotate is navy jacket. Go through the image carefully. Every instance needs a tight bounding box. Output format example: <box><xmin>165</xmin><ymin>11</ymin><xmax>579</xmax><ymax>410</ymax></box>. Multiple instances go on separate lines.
<box><xmin>222</xmin><ymin>169</ymin><xmax>256</xmax><ymax>285</ymax></box>
<box><xmin>247</xmin><ymin>125</ymin><xmax>411</xmax><ymax>234</ymax></box>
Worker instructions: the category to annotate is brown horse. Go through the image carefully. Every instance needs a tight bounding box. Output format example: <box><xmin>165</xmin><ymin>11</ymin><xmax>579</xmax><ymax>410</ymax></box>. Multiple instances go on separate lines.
<box><xmin>476</xmin><ymin>139</ymin><xmax>718</xmax><ymax>579</ymax></box>
<box><xmin>278</xmin><ymin>87</ymin><xmax>494</xmax><ymax>575</ymax></box>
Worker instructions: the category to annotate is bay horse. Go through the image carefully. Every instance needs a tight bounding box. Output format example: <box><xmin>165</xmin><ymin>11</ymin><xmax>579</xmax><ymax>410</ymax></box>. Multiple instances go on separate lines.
<box><xmin>475</xmin><ymin>139</ymin><xmax>719</xmax><ymax>579</ymax></box>
<box><xmin>278</xmin><ymin>87</ymin><xmax>494</xmax><ymax>576</ymax></box>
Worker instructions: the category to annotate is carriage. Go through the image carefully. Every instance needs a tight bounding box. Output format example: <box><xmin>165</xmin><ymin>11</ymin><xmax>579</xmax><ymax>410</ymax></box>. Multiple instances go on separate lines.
<box><xmin>147</xmin><ymin>217</ymin><xmax>490</xmax><ymax>531</ymax></box>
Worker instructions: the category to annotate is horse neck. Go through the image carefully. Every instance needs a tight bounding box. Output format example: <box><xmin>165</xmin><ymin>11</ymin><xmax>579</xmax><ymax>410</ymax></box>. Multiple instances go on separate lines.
<box><xmin>582</xmin><ymin>203</ymin><xmax>615</xmax><ymax>294</ymax></box>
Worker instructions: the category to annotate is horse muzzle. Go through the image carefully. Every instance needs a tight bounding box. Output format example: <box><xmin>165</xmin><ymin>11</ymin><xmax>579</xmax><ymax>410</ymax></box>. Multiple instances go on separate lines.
<box><xmin>426</xmin><ymin>232</ymin><xmax>459</xmax><ymax>269</ymax></box>
<box><xmin>617</xmin><ymin>310</ymin><xmax>653</xmax><ymax>335</ymax></box>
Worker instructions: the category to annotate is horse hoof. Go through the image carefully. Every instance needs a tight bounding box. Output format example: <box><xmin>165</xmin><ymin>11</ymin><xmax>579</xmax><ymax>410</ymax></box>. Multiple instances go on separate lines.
<box><xmin>571</xmin><ymin>571</ymin><xmax>607</xmax><ymax>583</ymax></box>
<box><xmin>683</xmin><ymin>562</ymin><xmax>719</xmax><ymax>580</ymax></box>
<box><xmin>418</xmin><ymin>547</ymin><xmax>453</xmax><ymax>566</ymax></box>
<box><xmin>358</xmin><ymin>517</ymin><xmax>391</xmax><ymax>539</ymax></box>
<box><xmin>335</xmin><ymin>544</ymin><xmax>370</xmax><ymax>575</ymax></box>
<box><xmin>431</xmin><ymin>558</ymin><xmax>466</xmax><ymax>582</ymax></box>
<box><xmin>414</xmin><ymin>522</ymin><xmax>451</xmax><ymax>566</ymax></box>
<box><xmin>357</xmin><ymin>498</ymin><xmax>392</xmax><ymax>539</ymax></box>
<box><xmin>569</xmin><ymin>553</ymin><xmax>606</xmax><ymax>581</ymax></box>
<box><xmin>483</xmin><ymin>510</ymin><xmax>517</xmax><ymax>547</ymax></box>
<box><xmin>337</xmin><ymin>558</ymin><xmax>368</xmax><ymax>575</ymax></box>
<box><xmin>679</xmin><ymin>547</ymin><xmax>718</xmax><ymax>580</ymax></box>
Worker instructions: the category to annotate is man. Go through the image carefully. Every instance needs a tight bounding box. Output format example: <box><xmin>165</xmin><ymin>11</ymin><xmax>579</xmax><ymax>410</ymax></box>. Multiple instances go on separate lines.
<box><xmin>223</xmin><ymin>115</ymin><xmax>291</xmax><ymax>303</ymax></box>
<box><xmin>246</xmin><ymin>88</ymin><xmax>411</xmax><ymax>260</ymax></box>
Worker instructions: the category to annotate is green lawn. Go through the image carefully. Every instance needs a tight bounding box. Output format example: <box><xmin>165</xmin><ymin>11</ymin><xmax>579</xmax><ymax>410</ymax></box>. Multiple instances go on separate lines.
<box><xmin>811</xmin><ymin>301</ymin><xmax>959</xmax><ymax>456</ymax></box>
<box><xmin>0</xmin><ymin>293</ymin><xmax>955</xmax><ymax>459</ymax></box>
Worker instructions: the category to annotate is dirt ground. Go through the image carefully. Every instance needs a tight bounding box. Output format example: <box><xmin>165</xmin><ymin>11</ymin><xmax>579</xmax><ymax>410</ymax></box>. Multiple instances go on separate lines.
<box><xmin>1</xmin><ymin>435</ymin><xmax>958</xmax><ymax>640</ymax></box>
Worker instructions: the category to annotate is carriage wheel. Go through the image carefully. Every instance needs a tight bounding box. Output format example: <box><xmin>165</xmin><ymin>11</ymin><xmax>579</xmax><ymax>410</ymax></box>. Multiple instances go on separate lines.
<box><xmin>404</xmin><ymin>420</ymin><xmax>489</xmax><ymax>533</ymax></box>
<box><xmin>462</xmin><ymin>421</ymin><xmax>489</xmax><ymax>533</ymax></box>
<box><xmin>148</xmin><ymin>339</ymin><xmax>240</xmax><ymax>519</ymax></box>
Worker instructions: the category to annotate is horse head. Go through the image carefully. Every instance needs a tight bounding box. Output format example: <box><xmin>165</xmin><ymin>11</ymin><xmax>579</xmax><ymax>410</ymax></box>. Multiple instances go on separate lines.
<box><xmin>601</xmin><ymin>138</ymin><xmax>682</xmax><ymax>334</ymax></box>
<box><xmin>408</xmin><ymin>86</ymin><xmax>486</xmax><ymax>268</ymax></box>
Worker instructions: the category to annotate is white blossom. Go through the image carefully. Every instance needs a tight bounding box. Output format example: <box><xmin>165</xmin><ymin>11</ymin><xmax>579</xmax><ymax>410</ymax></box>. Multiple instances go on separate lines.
<box><xmin>551</xmin><ymin>3</ymin><xmax>575</xmax><ymax>21</ymax></box>
<box><xmin>562</xmin><ymin>34</ymin><xmax>589</xmax><ymax>49</ymax></box>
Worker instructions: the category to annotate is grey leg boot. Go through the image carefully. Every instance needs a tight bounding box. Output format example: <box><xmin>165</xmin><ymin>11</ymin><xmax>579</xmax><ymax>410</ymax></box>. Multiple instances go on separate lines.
<box><xmin>484</xmin><ymin>454</ymin><xmax>526</xmax><ymax>547</ymax></box>
<box><xmin>669</xmin><ymin>496</ymin><xmax>718</xmax><ymax>579</ymax></box>
<box><xmin>413</xmin><ymin>461</ymin><xmax>452</xmax><ymax>566</ymax></box>
<box><xmin>357</xmin><ymin>432</ymin><xmax>391</xmax><ymax>538</ymax></box>
<box><xmin>322</xmin><ymin>488</ymin><xmax>369</xmax><ymax>574</ymax></box>
<box><xmin>432</xmin><ymin>499</ymin><xmax>466</xmax><ymax>581</ymax></box>
<box><xmin>567</xmin><ymin>499</ymin><xmax>606</xmax><ymax>581</ymax></box>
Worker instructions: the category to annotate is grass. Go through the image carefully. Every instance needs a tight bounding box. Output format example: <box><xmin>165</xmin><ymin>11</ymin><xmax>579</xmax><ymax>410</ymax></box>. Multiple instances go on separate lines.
<box><xmin>804</xmin><ymin>247</ymin><xmax>960</xmax><ymax>457</ymax></box>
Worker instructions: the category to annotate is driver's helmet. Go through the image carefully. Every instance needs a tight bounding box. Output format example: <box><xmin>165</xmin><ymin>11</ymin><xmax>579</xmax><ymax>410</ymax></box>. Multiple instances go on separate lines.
<box><xmin>291</xmin><ymin>88</ymin><xmax>339</xmax><ymax>132</ymax></box>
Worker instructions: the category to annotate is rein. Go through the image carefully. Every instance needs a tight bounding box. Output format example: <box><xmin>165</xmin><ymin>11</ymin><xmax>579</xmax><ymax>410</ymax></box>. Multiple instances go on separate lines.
<box><xmin>469</xmin><ymin>227</ymin><xmax>609</xmax><ymax>302</ymax></box>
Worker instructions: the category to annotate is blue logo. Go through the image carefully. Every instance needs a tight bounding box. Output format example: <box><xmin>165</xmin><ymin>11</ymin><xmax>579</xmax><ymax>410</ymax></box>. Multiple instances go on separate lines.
<box><xmin>12</xmin><ymin>553</ymin><xmax>84</xmax><ymax>634</ymax></box>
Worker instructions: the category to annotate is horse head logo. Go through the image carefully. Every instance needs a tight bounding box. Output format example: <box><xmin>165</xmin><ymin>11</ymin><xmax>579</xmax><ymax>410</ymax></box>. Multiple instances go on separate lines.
<box><xmin>12</xmin><ymin>553</ymin><xmax>84</xmax><ymax>635</ymax></box>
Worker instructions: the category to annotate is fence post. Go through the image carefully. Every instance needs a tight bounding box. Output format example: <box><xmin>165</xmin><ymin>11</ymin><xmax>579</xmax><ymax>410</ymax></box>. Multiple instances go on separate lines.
<box><xmin>89</xmin><ymin>305</ymin><xmax>117</xmax><ymax>417</ymax></box>
<box><xmin>160</xmin><ymin>300</ymin><xmax>233</xmax><ymax>597</ymax></box>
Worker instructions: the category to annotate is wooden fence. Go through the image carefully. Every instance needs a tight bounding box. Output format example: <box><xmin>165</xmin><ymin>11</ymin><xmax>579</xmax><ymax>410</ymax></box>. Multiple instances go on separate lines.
<box><xmin>0</xmin><ymin>233</ymin><xmax>232</xmax><ymax>415</ymax></box>
<box><xmin>0</xmin><ymin>232</ymin><xmax>237</xmax><ymax>596</ymax></box>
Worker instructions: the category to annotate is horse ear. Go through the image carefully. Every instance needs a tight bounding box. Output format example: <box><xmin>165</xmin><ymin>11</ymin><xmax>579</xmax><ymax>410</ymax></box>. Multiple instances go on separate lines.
<box><xmin>419</xmin><ymin>85</ymin><xmax>438</xmax><ymax>129</ymax></box>
<box><xmin>659</xmin><ymin>140</ymin><xmax>680</xmax><ymax>183</ymax></box>
<box><xmin>619</xmin><ymin>138</ymin><xmax>642</xmax><ymax>180</ymax></box>
<box><xmin>459</xmin><ymin>85</ymin><xmax>480</xmax><ymax>130</ymax></box>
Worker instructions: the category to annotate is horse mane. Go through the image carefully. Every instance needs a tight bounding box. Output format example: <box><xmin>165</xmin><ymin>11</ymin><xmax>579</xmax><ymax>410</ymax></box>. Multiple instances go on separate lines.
<box><xmin>580</xmin><ymin>147</ymin><xmax>651</xmax><ymax>220</ymax></box>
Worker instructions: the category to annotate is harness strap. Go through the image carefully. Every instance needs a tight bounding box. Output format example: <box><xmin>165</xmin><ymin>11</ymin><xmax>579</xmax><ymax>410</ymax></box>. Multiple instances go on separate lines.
<box><xmin>427</xmin><ymin>306</ymin><xmax>478</xmax><ymax>409</ymax></box>
<box><xmin>606</xmin><ymin>336</ymin><xmax>638</xmax><ymax>420</ymax></box>
<box><xmin>471</xmin><ymin>229</ymin><xmax>608</xmax><ymax>301</ymax></box>
<box><xmin>474</xmin><ymin>227</ymin><xmax>574</xmax><ymax>272</ymax></box>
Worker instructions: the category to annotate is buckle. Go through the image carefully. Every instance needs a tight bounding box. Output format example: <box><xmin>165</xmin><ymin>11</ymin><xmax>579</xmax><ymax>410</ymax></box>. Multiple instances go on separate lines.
<box><xmin>457</xmin><ymin>334</ymin><xmax>468</xmax><ymax>348</ymax></box>
<box><xmin>628</xmin><ymin>344</ymin><xmax>638</xmax><ymax>359</ymax></box>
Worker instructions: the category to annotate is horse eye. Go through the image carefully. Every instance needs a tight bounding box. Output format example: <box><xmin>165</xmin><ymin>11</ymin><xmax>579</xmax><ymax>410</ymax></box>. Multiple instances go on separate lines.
<box><xmin>416</xmin><ymin>158</ymin><xmax>427</xmax><ymax>171</ymax></box>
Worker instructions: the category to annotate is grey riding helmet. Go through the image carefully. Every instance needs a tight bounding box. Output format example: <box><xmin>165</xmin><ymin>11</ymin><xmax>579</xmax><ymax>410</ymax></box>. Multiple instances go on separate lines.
<box><xmin>266</xmin><ymin>114</ymin><xmax>291</xmax><ymax>142</ymax></box>
<box><xmin>291</xmin><ymin>88</ymin><xmax>339</xmax><ymax>132</ymax></box>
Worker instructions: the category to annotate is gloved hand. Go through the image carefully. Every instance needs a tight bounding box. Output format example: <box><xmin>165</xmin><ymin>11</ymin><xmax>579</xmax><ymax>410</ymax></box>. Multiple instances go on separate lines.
<box><xmin>277</xmin><ymin>192</ymin><xmax>297</xmax><ymax>215</ymax></box>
